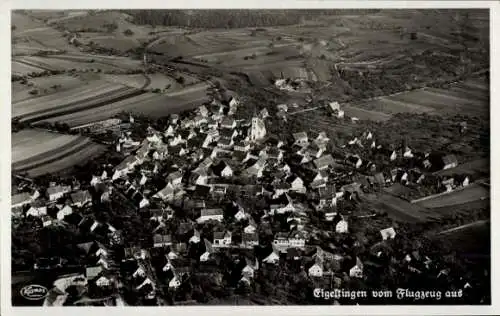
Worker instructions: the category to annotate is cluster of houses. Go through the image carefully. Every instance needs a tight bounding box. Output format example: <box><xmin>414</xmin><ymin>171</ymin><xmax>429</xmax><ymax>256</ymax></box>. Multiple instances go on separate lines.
<box><xmin>11</xmin><ymin>92</ymin><xmax>475</xmax><ymax>305</ymax></box>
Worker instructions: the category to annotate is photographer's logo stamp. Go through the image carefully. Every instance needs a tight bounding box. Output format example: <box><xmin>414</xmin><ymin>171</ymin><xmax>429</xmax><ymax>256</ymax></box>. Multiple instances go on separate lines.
<box><xmin>20</xmin><ymin>285</ymin><xmax>48</xmax><ymax>300</ymax></box>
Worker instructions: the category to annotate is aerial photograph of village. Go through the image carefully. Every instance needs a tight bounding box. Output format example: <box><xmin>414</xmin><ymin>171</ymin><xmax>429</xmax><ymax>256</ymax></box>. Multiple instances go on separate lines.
<box><xmin>10</xmin><ymin>9</ymin><xmax>490</xmax><ymax>306</ymax></box>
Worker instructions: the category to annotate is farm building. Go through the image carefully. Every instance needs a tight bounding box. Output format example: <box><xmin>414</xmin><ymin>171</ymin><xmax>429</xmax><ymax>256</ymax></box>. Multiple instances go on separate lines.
<box><xmin>47</xmin><ymin>185</ymin><xmax>72</xmax><ymax>201</ymax></box>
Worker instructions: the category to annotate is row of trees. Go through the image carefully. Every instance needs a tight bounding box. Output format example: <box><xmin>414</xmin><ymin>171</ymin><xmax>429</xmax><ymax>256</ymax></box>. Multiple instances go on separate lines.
<box><xmin>125</xmin><ymin>10</ymin><xmax>380</xmax><ymax>29</ymax></box>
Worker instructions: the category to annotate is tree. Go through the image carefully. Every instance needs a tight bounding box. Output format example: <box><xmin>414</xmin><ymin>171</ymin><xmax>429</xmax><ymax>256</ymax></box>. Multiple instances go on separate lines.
<box><xmin>176</xmin><ymin>76</ymin><xmax>185</xmax><ymax>84</ymax></box>
<box><xmin>124</xmin><ymin>29</ymin><xmax>134</xmax><ymax>36</ymax></box>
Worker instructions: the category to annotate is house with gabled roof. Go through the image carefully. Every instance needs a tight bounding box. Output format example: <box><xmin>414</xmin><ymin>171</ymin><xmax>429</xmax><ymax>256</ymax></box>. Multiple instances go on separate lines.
<box><xmin>293</xmin><ymin>132</ymin><xmax>308</xmax><ymax>147</ymax></box>
<box><xmin>380</xmin><ymin>227</ymin><xmax>397</xmax><ymax>240</ymax></box>
<box><xmin>26</xmin><ymin>205</ymin><xmax>47</xmax><ymax>217</ymax></box>
<box><xmin>313</xmin><ymin>154</ymin><xmax>335</xmax><ymax>171</ymax></box>
<box><xmin>47</xmin><ymin>185</ymin><xmax>72</xmax><ymax>201</ymax></box>
<box><xmin>86</xmin><ymin>265</ymin><xmax>104</xmax><ymax>281</ymax></box>
<box><xmin>197</xmin><ymin>208</ymin><xmax>224</xmax><ymax>223</ymax></box>
<box><xmin>200</xmin><ymin>239</ymin><xmax>215</xmax><ymax>262</ymax></box>
<box><xmin>244</xmin><ymin>218</ymin><xmax>257</xmax><ymax>234</ymax></box>
<box><xmin>349</xmin><ymin>257</ymin><xmax>364</xmax><ymax>278</ymax></box>
<box><xmin>167</xmin><ymin>243</ymin><xmax>188</xmax><ymax>260</ymax></box>
<box><xmin>234</xmin><ymin>141</ymin><xmax>251</xmax><ymax>153</ymax></box>
<box><xmin>241</xmin><ymin>232</ymin><xmax>259</xmax><ymax>248</ymax></box>
<box><xmin>189</xmin><ymin>229</ymin><xmax>201</xmax><ymax>244</ymax></box>
<box><xmin>190</xmin><ymin>169</ymin><xmax>208</xmax><ymax>186</ymax></box>
<box><xmin>153</xmin><ymin>234</ymin><xmax>172</xmax><ymax>248</ymax></box>
<box><xmin>213</xmin><ymin>231</ymin><xmax>232</xmax><ymax>248</ymax></box>
<box><xmin>259</xmin><ymin>108</ymin><xmax>270</xmax><ymax>119</ymax></box>
<box><xmin>153</xmin><ymin>183</ymin><xmax>175</xmax><ymax>201</ymax></box>
<box><xmin>70</xmin><ymin>190</ymin><xmax>92</xmax><ymax>208</ymax></box>
<box><xmin>270</xmin><ymin>193</ymin><xmax>295</xmax><ymax>215</ymax></box>
<box><xmin>112</xmin><ymin>156</ymin><xmax>139</xmax><ymax>180</ymax></box>
<box><xmin>263</xmin><ymin>245</ymin><xmax>280</xmax><ymax>265</ymax></box>
<box><xmin>316</xmin><ymin>185</ymin><xmax>337</xmax><ymax>210</ymax></box>
<box><xmin>211</xmin><ymin>160</ymin><xmax>234</xmax><ymax>178</ymax></box>
<box><xmin>305</xmin><ymin>143</ymin><xmax>324</xmax><ymax>159</ymax></box>
<box><xmin>308</xmin><ymin>261</ymin><xmax>324</xmax><ymax>277</ymax></box>
<box><xmin>442</xmin><ymin>154</ymin><xmax>458</xmax><ymax>170</ymax></box>
<box><xmin>267</xmin><ymin>147</ymin><xmax>284</xmax><ymax>163</ymax></box>
<box><xmin>166</xmin><ymin>170</ymin><xmax>183</xmax><ymax>186</ymax></box>
<box><xmin>245</xmin><ymin>157</ymin><xmax>266</xmax><ymax>178</ymax></box>
<box><xmin>273</xmin><ymin>230</ymin><xmax>306</xmax><ymax>251</ymax></box>
<box><xmin>241</xmin><ymin>257</ymin><xmax>259</xmax><ymax>279</ymax></box>
<box><xmin>57</xmin><ymin>205</ymin><xmax>73</xmax><ymax>220</ymax></box>
<box><xmin>286</xmin><ymin>174</ymin><xmax>305</xmax><ymax>193</ymax></box>
<box><xmin>41</xmin><ymin>215</ymin><xmax>54</xmax><ymax>227</ymax></box>
<box><xmin>221</xmin><ymin>117</ymin><xmax>236</xmax><ymax>129</ymax></box>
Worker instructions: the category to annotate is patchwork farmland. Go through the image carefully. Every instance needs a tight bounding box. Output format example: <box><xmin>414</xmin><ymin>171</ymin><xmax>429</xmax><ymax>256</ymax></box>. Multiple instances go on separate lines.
<box><xmin>345</xmin><ymin>77</ymin><xmax>489</xmax><ymax>119</ymax></box>
<box><xmin>13</xmin><ymin>80</ymin><xmax>145</xmax><ymax>124</ymax></box>
<box><xmin>12</xmin><ymin>129</ymin><xmax>106</xmax><ymax>177</ymax></box>
<box><xmin>415</xmin><ymin>184</ymin><xmax>490</xmax><ymax>209</ymax></box>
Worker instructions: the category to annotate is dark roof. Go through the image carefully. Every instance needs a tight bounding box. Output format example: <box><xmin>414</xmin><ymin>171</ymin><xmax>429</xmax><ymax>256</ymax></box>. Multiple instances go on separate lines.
<box><xmin>193</xmin><ymin>185</ymin><xmax>211</xmax><ymax>198</ymax></box>
<box><xmin>232</xmin><ymin>150</ymin><xmax>247</xmax><ymax>162</ymax></box>
<box><xmin>242</xmin><ymin>233</ymin><xmax>259</xmax><ymax>242</ymax></box>
<box><xmin>211</xmin><ymin>161</ymin><xmax>230</xmax><ymax>176</ymax></box>
<box><xmin>214</xmin><ymin>231</ymin><xmax>230</xmax><ymax>239</ymax></box>
<box><xmin>267</xmin><ymin>147</ymin><xmax>282</xmax><ymax>158</ymax></box>
<box><xmin>70</xmin><ymin>190</ymin><xmax>92</xmax><ymax>204</ymax></box>
<box><xmin>221</xmin><ymin>117</ymin><xmax>235</xmax><ymax>127</ymax></box>
<box><xmin>318</xmin><ymin>185</ymin><xmax>336</xmax><ymax>199</ymax></box>
<box><xmin>114</xmin><ymin>155</ymin><xmax>137</xmax><ymax>171</ymax></box>
<box><xmin>220</xmin><ymin>129</ymin><xmax>235</xmax><ymax>139</ymax></box>
<box><xmin>218</xmin><ymin>138</ymin><xmax>232</xmax><ymax>146</ymax></box>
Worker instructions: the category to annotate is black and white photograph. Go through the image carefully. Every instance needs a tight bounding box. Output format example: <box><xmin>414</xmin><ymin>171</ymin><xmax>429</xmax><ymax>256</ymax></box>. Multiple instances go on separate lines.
<box><xmin>8</xmin><ymin>3</ymin><xmax>493</xmax><ymax>310</ymax></box>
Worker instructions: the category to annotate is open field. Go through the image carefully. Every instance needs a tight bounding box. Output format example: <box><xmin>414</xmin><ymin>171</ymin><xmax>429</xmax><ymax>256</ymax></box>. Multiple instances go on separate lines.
<box><xmin>12</xmin><ymin>12</ymin><xmax>81</xmax><ymax>54</ymax></box>
<box><xmin>343</xmin><ymin>76</ymin><xmax>488</xmax><ymax>120</ymax></box>
<box><xmin>14</xmin><ymin>54</ymin><xmax>143</xmax><ymax>73</ymax></box>
<box><xmin>363</xmin><ymin>193</ymin><xmax>436</xmax><ymax>223</ymax></box>
<box><xmin>102</xmin><ymin>72</ymin><xmax>199</xmax><ymax>92</ymax></box>
<box><xmin>434</xmin><ymin>158</ymin><xmax>489</xmax><ymax>177</ymax></box>
<box><xmin>376</xmin><ymin>193</ymin><xmax>441</xmax><ymax>223</ymax></box>
<box><xmin>12</xmin><ymin>74</ymin><xmax>90</xmax><ymax>103</ymax></box>
<box><xmin>151</xmin><ymin>29</ymin><xmax>283</xmax><ymax>59</ymax></box>
<box><xmin>12</xmin><ymin>129</ymin><xmax>106</xmax><ymax>177</ymax></box>
<box><xmin>415</xmin><ymin>184</ymin><xmax>489</xmax><ymax>209</ymax></box>
<box><xmin>42</xmin><ymin>82</ymin><xmax>210</xmax><ymax>127</ymax></box>
<box><xmin>12</xmin><ymin>129</ymin><xmax>81</xmax><ymax>163</ymax></box>
<box><xmin>12</xmin><ymin>61</ymin><xmax>46</xmax><ymax>75</ymax></box>
<box><xmin>430</xmin><ymin>199</ymin><xmax>489</xmax><ymax>219</ymax></box>
<box><xmin>13</xmin><ymin>80</ymin><xmax>138</xmax><ymax>120</ymax></box>
<box><xmin>342</xmin><ymin>105</ymin><xmax>392</xmax><ymax>122</ymax></box>
<box><xmin>435</xmin><ymin>220</ymin><xmax>490</xmax><ymax>261</ymax></box>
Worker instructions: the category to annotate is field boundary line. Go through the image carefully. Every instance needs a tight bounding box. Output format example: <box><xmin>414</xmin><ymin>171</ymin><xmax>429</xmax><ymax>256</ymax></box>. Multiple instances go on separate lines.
<box><xmin>438</xmin><ymin>220</ymin><xmax>489</xmax><ymax>235</ymax></box>
<box><xmin>410</xmin><ymin>183</ymin><xmax>481</xmax><ymax>204</ymax></box>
